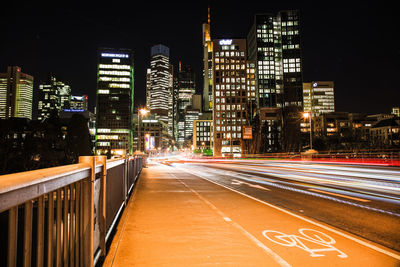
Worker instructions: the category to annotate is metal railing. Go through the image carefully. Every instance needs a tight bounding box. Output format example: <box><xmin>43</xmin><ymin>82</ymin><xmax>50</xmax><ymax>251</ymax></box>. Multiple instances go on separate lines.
<box><xmin>0</xmin><ymin>155</ymin><xmax>143</xmax><ymax>267</ymax></box>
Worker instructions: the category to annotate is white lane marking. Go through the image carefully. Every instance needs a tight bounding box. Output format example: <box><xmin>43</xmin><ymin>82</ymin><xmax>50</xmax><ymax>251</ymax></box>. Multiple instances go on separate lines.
<box><xmin>171</xmin><ymin>173</ymin><xmax>291</xmax><ymax>267</ymax></box>
<box><xmin>223</xmin><ymin>217</ymin><xmax>232</xmax><ymax>222</ymax></box>
<box><xmin>177</xmin><ymin>166</ymin><xmax>400</xmax><ymax>260</ymax></box>
<box><xmin>232</xmin><ymin>179</ymin><xmax>270</xmax><ymax>191</ymax></box>
<box><xmin>262</xmin><ymin>228</ymin><xmax>347</xmax><ymax>258</ymax></box>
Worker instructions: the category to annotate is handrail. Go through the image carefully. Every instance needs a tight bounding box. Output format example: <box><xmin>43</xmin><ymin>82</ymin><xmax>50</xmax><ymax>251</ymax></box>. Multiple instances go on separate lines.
<box><xmin>0</xmin><ymin>155</ymin><xmax>143</xmax><ymax>267</ymax></box>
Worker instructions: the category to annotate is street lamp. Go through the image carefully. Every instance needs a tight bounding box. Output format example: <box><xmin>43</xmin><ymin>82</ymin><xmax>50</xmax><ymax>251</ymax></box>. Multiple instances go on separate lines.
<box><xmin>303</xmin><ymin>112</ymin><xmax>313</xmax><ymax>150</ymax></box>
<box><xmin>137</xmin><ymin>108</ymin><xmax>149</xmax><ymax>152</ymax></box>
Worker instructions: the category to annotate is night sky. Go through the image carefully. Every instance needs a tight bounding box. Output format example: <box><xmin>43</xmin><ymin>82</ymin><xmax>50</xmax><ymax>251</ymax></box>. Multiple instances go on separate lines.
<box><xmin>1</xmin><ymin>2</ymin><xmax>399</xmax><ymax>117</ymax></box>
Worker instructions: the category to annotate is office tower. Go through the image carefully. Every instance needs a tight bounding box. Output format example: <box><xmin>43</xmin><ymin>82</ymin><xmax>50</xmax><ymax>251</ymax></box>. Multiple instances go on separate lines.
<box><xmin>203</xmin><ymin>7</ymin><xmax>213</xmax><ymax>112</ymax></box>
<box><xmin>247</xmin><ymin>10</ymin><xmax>303</xmax><ymax>152</ymax></box>
<box><xmin>303</xmin><ymin>81</ymin><xmax>335</xmax><ymax>116</ymax></box>
<box><xmin>213</xmin><ymin>39</ymin><xmax>248</xmax><ymax>157</ymax></box>
<box><xmin>0</xmin><ymin>66</ymin><xmax>33</xmax><ymax>120</ymax></box>
<box><xmin>95</xmin><ymin>48</ymin><xmax>134</xmax><ymax>156</ymax></box>
<box><xmin>175</xmin><ymin>64</ymin><xmax>196</xmax><ymax>144</ymax></box>
<box><xmin>147</xmin><ymin>45</ymin><xmax>172</xmax><ymax>129</ymax></box>
<box><xmin>38</xmin><ymin>76</ymin><xmax>72</xmax><ymax>120</ymax></box>
<box><xmin>70</xmin><ymin>95</ymin><xmax>88</xmax><ymax>111</ymax></box>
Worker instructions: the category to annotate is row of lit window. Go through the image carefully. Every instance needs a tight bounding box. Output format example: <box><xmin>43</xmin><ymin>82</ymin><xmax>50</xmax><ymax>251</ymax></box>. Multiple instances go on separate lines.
<box><xmin>216</xmin><ymin>78</ymin><xmax>247</xmax><ymax>84</ymax></box>
<box><xmin>216</xmin><ymin>111</ymin><xmax>246</xmax><ymax>119</ymax></box>
<box><xmin>99</xmin><ymin>77</ymin><xmax>130</xmax><ymax>82</ymax></box>
<box><xmin>283</xmin><ymin>68</ymin><xmax>301</xmax><ymax>73</ymax></box>
<box><xmin>196</xmin><ymin>131</ymin><xmax>211</xmax><ymax>136</ymax></box>
<box><xmin>215</xmin><ymin>51</ymin><xmax>245</xmax><ymax>57</ymax></box>
<box><xmin>216</xmin><ymin>103</ymin><xmax>245</xmax><ymax>110</ymax></box>
<box><xmin>97</xmin><ymin>128</ymin><xmax>130</xmax><ymax>133</ymax></box>
<box><xmin>283</xmin><ymin>44</ymin><xmax>300</xmax><ymax>49</ymax></box>
<box><xmin>259</xmin><ymin>89</ymin><xmax>281</xmax><ymax>94</ymax></box>
<box><xmin>216</xmin><ymin>125</ymin><xmax>242</xmax><ymax>132</ymax></box>
<box><xmin>215</xmin><ymin>84</ymin><xmax>247</xmax><ymax>90</ymax></box>
<box><xmin>97</xmin><ymin>135</ymin><xmax>119</xmax><ymax>140</ymax></box>
<box><xmin>216</xmin><ymin>118</ymin><xmax>246</xmax><ymax>125</ymax></box>
<box><xmin>99</xmin><ymin>70</ymin><xmax>130</xmax><ymax>76</ymax></box>
<box><xmin>99</xmin><ymin>64</ymin><xmax>130</xmax><ymax>70</ymax></box>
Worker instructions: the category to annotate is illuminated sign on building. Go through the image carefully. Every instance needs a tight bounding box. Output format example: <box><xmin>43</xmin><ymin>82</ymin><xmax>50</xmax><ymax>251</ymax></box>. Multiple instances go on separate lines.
<box><xmin>219</xmin><ymin>39</ymin><xmax>233</xmax><ymax>45</ymax></box>
<box><xmin>101</xmin><ymin>53</ymin><xmax>129</xmax><ymax>58</ymax></box>
<box><xmin>243</xmin><ymin>126</ymin><xmax>253</xmax><ymax>139</ymax></box>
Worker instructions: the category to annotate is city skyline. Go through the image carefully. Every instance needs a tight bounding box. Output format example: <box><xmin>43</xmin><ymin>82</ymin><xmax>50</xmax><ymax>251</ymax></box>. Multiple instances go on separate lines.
<box><xmin>0</xmin><ymin>3</ymin><xmax>398</xmax><ymax>116</ymax></box>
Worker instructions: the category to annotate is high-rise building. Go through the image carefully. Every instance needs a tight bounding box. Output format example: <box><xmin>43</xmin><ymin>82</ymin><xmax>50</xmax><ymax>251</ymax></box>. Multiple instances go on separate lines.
<box><xmin>0</xmin><ymin>66</ymin><xmax>33</xmax><ymax>120</ymax></box>
<box><xmin>212</xmin><ymin>39</ymin><xmax>249</xmax><ymax>157</ymax></box>
<box><xmin>37</xmin><ymin>76</ymin><xmax>71</xmax><ymax>120</ymax></box>
<box><xmin>175</xmin><ymin>64</ymin><xmax>196</xmax><ymax>145</ymax></box>
<box><xmin>70</xmin><ymin>95</ymin><xmax>88</xmax><ymax>111</ymax></box>
<box><xmin>202</xmin><ymin>7</ymin><xmax>213</xmax><ymax>112</ymax></box>
<box><xmin>303</xmin><ymin>81</ymin><xmax>335</xmax><ymax>116</ymax></box>
<box><xmin>95</xmin><ymin>48</ymin><xmax>134</xmax><ymax>156</ymax></box>
<box><xmin>147</xmin><ymin>44</ymin><xmax>172</xmax><ymax>130</ymax></box>
<box><xmin>247</xmin><ymin>10</ymin><xmax>303</xmax><ymax>152</ymax></box>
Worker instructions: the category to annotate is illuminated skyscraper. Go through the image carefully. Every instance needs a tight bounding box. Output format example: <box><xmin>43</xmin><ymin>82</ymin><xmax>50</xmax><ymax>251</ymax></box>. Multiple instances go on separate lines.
<box><xmin>247</xmin><ymin>10</ymin><xmax>303</xmax><ymax>152</ymax></box>
<box><xmin>95</xmin><ymin>48</ymin><xmax>134</xmax><ymax>156</ymax></box>
<box><xmin>175</xmin><ymin>64</ymin><xmax>196</xmax><ymax>144</ymax></box>
<box><xmin>202</xmin><ymin>7</ymin><xmax>213</xmax><ymax>112</ymax></box>
<box><xmin>37</xmin><ymin>76</ymin><xmax>71</xmax><ymax>120</ymax></box>
<box><xmin>0</xmin><ymin>66</ymin><xmax>33</xmax><ymax>120</ymax></box>
<box><xmin>303</xmin><ymin>81</ymin><xmax>335</xmax><ymax>116</ymax></box>
<box><xmin>147</xmin><ymin>44</ymin><xmax>173</xmax><ymax>135</ymax></box>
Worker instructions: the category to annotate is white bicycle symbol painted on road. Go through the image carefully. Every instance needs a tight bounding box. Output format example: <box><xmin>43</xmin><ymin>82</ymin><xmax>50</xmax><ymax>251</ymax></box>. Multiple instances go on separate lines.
<box><xmin>262</xmin><ymin>228</ymin><xmax>347</xmax><ymax>258</ymax></box>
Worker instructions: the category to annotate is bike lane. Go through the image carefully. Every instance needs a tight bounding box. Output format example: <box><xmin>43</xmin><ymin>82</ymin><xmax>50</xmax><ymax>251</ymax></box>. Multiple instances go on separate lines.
<box><xmin>176</xmin><ymin>164</ymin><xmax>400</xmax><ymax>267</ymax></box>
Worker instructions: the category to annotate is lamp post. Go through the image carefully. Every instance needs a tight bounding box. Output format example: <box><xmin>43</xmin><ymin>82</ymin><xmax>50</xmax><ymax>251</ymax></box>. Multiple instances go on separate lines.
<box><xmin>303</xmin><ymin>112</ymin><xmax>313</xmax><ymax>150</ymax></box>
<box><xmin>137</xmin><ymin>108</ymin><xmax>149</xmax><ymax>152</ymax></box>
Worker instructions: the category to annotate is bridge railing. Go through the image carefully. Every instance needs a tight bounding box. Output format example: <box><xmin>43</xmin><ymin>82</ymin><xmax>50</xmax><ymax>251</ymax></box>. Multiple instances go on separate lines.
<box><xmin>0</xmin><ymin>155</ymin><xmax>143</xmax><ymax>267</ymax></box>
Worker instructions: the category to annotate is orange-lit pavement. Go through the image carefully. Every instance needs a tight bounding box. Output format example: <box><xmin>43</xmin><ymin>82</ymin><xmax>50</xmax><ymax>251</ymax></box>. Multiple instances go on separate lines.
<box><xmin>103</xmin><ymin>163</ymin><xmax>400</xmax><ymax>267</ymax></box>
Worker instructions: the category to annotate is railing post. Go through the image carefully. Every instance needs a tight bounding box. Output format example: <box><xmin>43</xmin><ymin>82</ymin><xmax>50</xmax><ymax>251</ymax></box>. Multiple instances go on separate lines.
<box><xmin>79</xmin><ymin>156</ymin><xmax>95</xmax><ymax>267</ymax></box>
<box><xmin>95</xmin><ymin>155</ymin><xmax>107</xmax><ymax>257</ymax></box>
<box><xmin>124</xmin><ymin>155</ymin><xmax>128</xmax><ymax>204</ymax></box>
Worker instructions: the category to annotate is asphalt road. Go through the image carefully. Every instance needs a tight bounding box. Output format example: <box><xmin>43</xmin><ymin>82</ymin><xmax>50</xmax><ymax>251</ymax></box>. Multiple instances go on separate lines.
<box><xmin>171</xmin><ymin>160</ymin><xmax>400</xmax><ymax>252</ymax></box>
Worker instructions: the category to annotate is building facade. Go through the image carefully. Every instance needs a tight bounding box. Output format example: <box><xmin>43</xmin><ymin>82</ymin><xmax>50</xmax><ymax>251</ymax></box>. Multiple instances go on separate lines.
<box><xmin>193</xmin><ymin>120</ymin><xmax>213</xmax><ymax>150</ymax></box>
<box><xmin>303</xmin><ymin>81</ymin><xmax>335</xmax><ymax>116</ymax></box>
<box><xmin>212</xmin><ymin>39</ymin><xmax>249</xmax><ymax>157</ymax></box>
<box><xmin>247</xmin><ymin>10</ymin><xmax>303</xmax><ymax>152</ymax></box>
<box><xmin>37</xmin><ymin>76</ymin><xmax>72</xmax><ymax>120</ymax></box>
<box><xmin>0</xmin><ymin>66</ymin><xmax>33</xmax><ymax>120</ymax></box>
<box><xmin>95</xmin><ymin>48</ymin><xmax>134</xmax><ymax>156</ymax></box>
<box><xmin>147</xmin><ymin>45</ymin><xmax>171</xmax><ymax>123</ymax></box>
<box><xmin>203</xmin><ymin>7</ymin><xmax>213</xmax><ymax>112</ymax></box>
<box><xmin>70</xmin><ymin>95</ymin><xmax>88</xmax><ymax>111</ymax></box>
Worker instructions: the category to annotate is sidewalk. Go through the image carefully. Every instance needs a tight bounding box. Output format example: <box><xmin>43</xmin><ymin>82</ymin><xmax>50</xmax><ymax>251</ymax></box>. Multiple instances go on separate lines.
<box><xmin>103</xmin><ymin>163</ymin><xmax>283</xmax><ymax>266</ymax></box>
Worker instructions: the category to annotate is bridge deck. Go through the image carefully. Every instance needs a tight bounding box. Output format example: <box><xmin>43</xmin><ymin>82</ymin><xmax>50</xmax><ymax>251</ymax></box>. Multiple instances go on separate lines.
<box><xmin>103</xmin><ymin>163</ymin><xmax>281</xmax><ymax>266</ymax></box>
<box><xmin>103</xmin><ymin>162</ymin><xmax>399</xmax><ymax>267</ymax></box>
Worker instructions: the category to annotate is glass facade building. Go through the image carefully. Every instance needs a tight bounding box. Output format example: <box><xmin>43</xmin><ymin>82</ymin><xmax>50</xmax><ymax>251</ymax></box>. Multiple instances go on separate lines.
<box><xmin>147</xmin><ymin>44</ymin><xmax>173</xmax><ymax>134</ymax></box>
<box><xmin>95</xmin><ymin>48</ymin><xmax>134</xmax><ymax>156</ymax></box>
<box><xmin>247</xmin><ymin>10</ymin><xmax>303</xmax><ymax>152</ymax></box>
